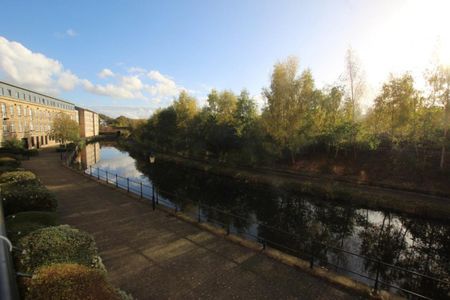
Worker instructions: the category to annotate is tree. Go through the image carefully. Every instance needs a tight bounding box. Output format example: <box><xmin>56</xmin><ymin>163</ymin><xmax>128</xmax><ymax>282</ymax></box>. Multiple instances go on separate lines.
<box><xmin>262</xmin><ymin>57</ymin><xmax>303</xmax><ymax>163</ymax></box>
<box><xmin>342</xmin><ymin>47</ymin><xmax>365</xmax><ymax>123</ymax></box>
<box><xmin>206</xmin><ymin>89</ymin><xmax>237</xmax><ymax>124</ymax></box>
<box><xmin>427</xmin><ymin>64</ymin><xmax>450</xmax><ymax>169</ymax></box>
<box><xmin>173</xmin><ymin>91</ymin><xmax>198</xmax><ymax>129</ymax></box>
<box><xmin>233</xmin><ymin>90</ymin><xmax>257</xmax><ymax>136</ymax></box>
<box><xmin>372</xmin><ymin>74</ymin><xmax>420</xmax><ymax>144</ymax></box>
<box><xmin>51</xmin><ymin>113</ymin><xmax>80</xmax><ymax>147</ymax></box>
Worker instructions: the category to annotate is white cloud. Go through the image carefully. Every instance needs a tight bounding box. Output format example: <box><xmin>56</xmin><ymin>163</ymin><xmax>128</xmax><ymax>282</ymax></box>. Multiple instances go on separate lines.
<box><xmin>146</xmin><ymin>70</ymin><xmax>182</xmax><ymax>97</ymax></box>
<box><xmin>0</xmin><ymin>36</ymin><xmax>79</xmax><ymax>94</ymax></box>
<box><xmin>98</xmin><ymin>68</ymin><xmax>115</xmax><ymax>78</ymax></box>
<box><xmin>55</xmin><ymin>29</ymin><xmax>78</xmax><ymax>38</ymax></box>
<box><xmin>0</xmin><ymin>36</ymin><xmax>186</xmax><ymax>104</ymax></box>
<box><xmin>65</xmin><ymin>29</ymin><xmax>78</xmax><ymax>37</ymax></box>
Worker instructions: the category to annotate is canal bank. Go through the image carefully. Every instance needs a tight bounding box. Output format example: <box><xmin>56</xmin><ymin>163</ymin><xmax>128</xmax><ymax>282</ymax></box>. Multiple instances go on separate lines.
<box><xmin>155</xmin><ymin>153</ymin><xmax>450</xmax><ymax>221</ymax></box>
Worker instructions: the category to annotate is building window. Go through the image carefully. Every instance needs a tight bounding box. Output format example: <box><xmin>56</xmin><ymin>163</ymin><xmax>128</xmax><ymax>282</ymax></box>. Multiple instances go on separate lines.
<box><xmin>1</xmin><ymin>103</ymin><xmax>6</xmax><ymax>119</ymax></box>
<box><xmin>0</xmin><ymin>88</ymin><xmax>3</xmax><ymax>95</ymax></box>
<box><xmin>23</xmin><ymin>93</ymin><xmax>26</xmax><ymax>100</ymax></box>
<box><xmin>30</xmin><ymin>109</ymin><xmax>33</xmax><ymax>120</ymax></box>
<box><xmin>33</xmin><ymin>96</ymin><xmax>36</xmax><ymax>102</ymax></box>
<box><xmin>28</xmin><ymin>95</ymin><xmax>31</xmax><ymax>101</ymax></box>
<box><xmin>10</xmin><ymin>123</ymin><xmax>15</xmax><ymax>132</ymax></box>
<box><xmin>9</xmin><ymin>105</ymin><xmax>14</xmax><ymax>117</ymax></box>
<box><xmin>29</xmin><ymin>122</ymin><xmax>34</xmax><ymax>131</ymax></box>
<box><xmin>16</xmin><ymin>92</ymin><xmax>20</xmax><ymax>98</ymax></box>
<box><xmin>7</xmin><ymin>89</ymin><xmax>12</xmax><ymax>97</ymax></box>
<box><xmin>17</xmin><ymin>106</ymin><xmax>22</xmax><ymax>117</ymax></box>
<box><xmin>18</xmin><ymin>121</ymin><xmax>22</xmax><ymax>133</ymax></box>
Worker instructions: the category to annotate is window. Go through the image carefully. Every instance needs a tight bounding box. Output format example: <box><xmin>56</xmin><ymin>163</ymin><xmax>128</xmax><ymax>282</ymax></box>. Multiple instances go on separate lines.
<box><xmin>9</xmin><ymin>105</ymin><xmax>14</xmax><ymax>117</ymax></box>
<box><xmin>29</xmin><ymin>121</ymin><xmax>34</xmax><ymax>131</ymax></box>
<box><xmin>16</xmin><ymin>92</ymin><xmax>20</xmax><ymax>98</ymax></box>
<box><xmin>1</xmin><ymin>103</ymin><xmax>6</xmax><ymax>119</ymax></box>
<box><xmin>17</xmin><ymin>106</ymin><xmax>22</xmax><ymax>117</ymax></box>
<box><xmin>23</xmin><ymin>93</ymin><xmax>26</xmax><ymax>100</ymax></box>
<box><xmin>7</xmin><ymin>89</ymin><xmax>12</xmax><ymax>97</ymax></box>
<box><xmin>10</xmin><ymin>123</ymin><xmax>15</xmax><ymax>132</ymax></box>
<box><xmin>0</xmin><ymin>88</ymin><xmax>3</xmax><ymax>95</ymax></box>
<box><xmin>2</xmin><ymin>121</ymin><xmax>7</xmax><ymax>132</ymax></box>
<box><xmin>33</xmin><ymin>96</ymin><xmax>36</xmax><ymax>102</ymax></box>
<box><xmin>18</xmin><ymin>121</ymin><xmax>22</xmax><ymax>132</ymax></box>
<box><xmin>30</xmin><ymin>109</ymin><xmax>33</xmax><ymax>120</ymax></box>
<box><xmin>28</xmin><ymin>95</ymin><xmax>31</xmax><ymax>101</ymax></box>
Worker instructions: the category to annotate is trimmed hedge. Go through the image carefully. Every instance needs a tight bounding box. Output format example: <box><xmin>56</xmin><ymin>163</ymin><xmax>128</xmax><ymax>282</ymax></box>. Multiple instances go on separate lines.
<box><xmin>0</xmin><ymin>171</ymin><xmax>37</xmax><ymax>184</ymax></box>
<box><xmin>24</xmin><ymin>263</ymin><xmax>126</xmax><ymax>300</ymax></box>
<box><xmin>0</xmin><ymin>156</ymin><xmax>20</xmax><ymax>168</ymax></box>
<box><xmin>2</xmin><ymin>182</ymin><xmax>56</xmax><ymax>215</ymax></box>
<box><xmin>6</xmin><ymin>211</ymin><xmax>58</xmax><ymax>244</ymax></box>
<box><xmin>0</xmin><ymin>166</ymin><xmax>23</xmax><ymax>174</ymax></box>
<box><xmin>15</xmin><ymin>225</ymin><xmax>104</xmax><ymax>274</ymax></box>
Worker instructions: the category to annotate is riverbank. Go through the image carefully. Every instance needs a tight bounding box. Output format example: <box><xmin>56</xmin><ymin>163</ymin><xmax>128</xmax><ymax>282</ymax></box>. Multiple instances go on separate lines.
<box><xmin>157</xmin><ymin>153</ymin><xmax>450</xmax><ymax>221</ymax></box>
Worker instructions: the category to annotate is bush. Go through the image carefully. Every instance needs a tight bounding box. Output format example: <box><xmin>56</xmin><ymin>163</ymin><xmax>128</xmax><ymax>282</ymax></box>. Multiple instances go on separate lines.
<box><xmin>0</xmin><ymin>171</ymin><xmax>37</xmax><ymax>184</ymax></box>
<box><xmin>0</xmin><ymin>156</ymin><xmax>20</xmax><ymax>168</ymax></box>
<box><xmin>2</xmin><ymin>137</ymin><xmax>25</xmax><ymax>154</ymax></box>
<box><xmin>6</xmin><ymin>211</ymin><xmax>58</xmax><ymax>244</ymax></box>
<box><xmin>15</xmin><ymin>225</ymin><xmax>104</xmax><ymax>274</ymax></box>
<box><xmin>0</xmin><ymin>166</ymin><xmax>23</xmax><ymax>174</ymax></box>
<box><xmin>24</xmin><ymin>263</ymin><xmax>124</xmax><ymax>300</ymax></box>
<box><xmin>2</xmin><ymin>182</ymin><xmax>56</xmax><ymax>215</ymax></box>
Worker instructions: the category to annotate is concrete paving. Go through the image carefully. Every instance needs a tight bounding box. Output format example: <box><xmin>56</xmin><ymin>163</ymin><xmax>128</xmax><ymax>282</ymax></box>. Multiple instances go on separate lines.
<box><xmin>23</xmin><ymin>150</ymin><xmax>360</xmax><ymax>300</ymax></box>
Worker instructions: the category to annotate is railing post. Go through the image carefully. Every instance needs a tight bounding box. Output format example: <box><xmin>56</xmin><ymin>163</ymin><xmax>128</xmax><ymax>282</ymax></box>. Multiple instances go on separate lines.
<box><xmin>373</xmin><ymin>260</ymin><xmax>381</xmax><ymax>294</ymax></box>
<box><xmin>115</xmin><ymin>174</ymin><xmax>118</xmax><ymax>187</ymax></box>
<box><xmin>106</xmin><ymin>171</ymin><xmax>108</xmax><ymax>184</ymax></box>
<box><xmin>127</xmin><ymin>178</ymin><xmax>130</xmax><ymax>192</ymax></box>
<box><xmin>97</xmin><ymin>168</ymin><xmax>100</xmax><ymax>180</ymax></box>
<box><xmin>140</xmin><ymin>182</ymin><xmax>143</xmax><ymax>198</ymax></box>
<box><xmin>152</xmin><ymin>182</ymin><xmax>155</xmax><ymax>202</ymax></box>
<box><xmin>90</xmin><ymin>165</ymin><xmax>92</xmax><ymax>176</ymax></box>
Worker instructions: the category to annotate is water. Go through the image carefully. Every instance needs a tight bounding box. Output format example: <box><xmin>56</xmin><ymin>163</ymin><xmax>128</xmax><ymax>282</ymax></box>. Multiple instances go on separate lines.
<box><xmin>78</xmin><ymin>142</ymin><xmax>450</xmax><ymax>299</ymax></box>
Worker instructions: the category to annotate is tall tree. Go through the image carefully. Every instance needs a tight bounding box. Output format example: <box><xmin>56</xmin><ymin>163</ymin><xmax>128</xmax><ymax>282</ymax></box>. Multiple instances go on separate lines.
<box><xmin>233</xmin><ymin>89</ymin><xmax>257</xmax><ymax>136</ymax></box>
<box><xmin>262</xmin><ymin>56</ymin><xmax>302</xmax><ymax>162</ymax></box>
<box><xmin>207</xmin><ymin>89</ymin><xmax>237</xmax><ymax>124</ymax></box>
<box><xmin>342</xmin><ymin>48</ymin><xmax>365</xmax><ymax>123</ymax></box>
<box><xmin>427</xmin><ymin>64</ymin><xmax>450</xmax><ymax>169</ymax></box>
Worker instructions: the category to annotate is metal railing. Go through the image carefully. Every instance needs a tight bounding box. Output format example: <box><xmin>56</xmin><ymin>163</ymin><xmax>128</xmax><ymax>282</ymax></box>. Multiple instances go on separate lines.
<box><xmin>72</xmin><ymin>162</ymin><xmax>449</xmax><ymax>299</ymax></box>
<box><xmin>0</xmin><ymin>188</ymin><xmax>20</xmax><ymax>300</ymax></box>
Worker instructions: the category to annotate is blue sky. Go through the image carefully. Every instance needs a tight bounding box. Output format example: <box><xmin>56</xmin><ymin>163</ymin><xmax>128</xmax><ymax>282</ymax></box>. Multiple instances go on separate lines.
<box><xmin>0</xmin><ymin>0</ymin><xmax>449</xmax><ymax>118</ymax></box>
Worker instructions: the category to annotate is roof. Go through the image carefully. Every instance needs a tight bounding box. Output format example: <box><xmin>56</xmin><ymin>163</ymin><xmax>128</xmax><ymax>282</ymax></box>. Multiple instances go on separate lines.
<box><xmin>0</xmin><ymin>80</ymin><xmax>76</xmax><ymax>106</ymax></box>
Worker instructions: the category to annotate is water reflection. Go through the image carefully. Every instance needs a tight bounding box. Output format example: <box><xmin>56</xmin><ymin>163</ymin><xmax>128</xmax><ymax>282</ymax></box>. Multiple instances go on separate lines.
<box><xmin>76</xmin><ymin>142</ymin><xmax>100</xmax><ymax>169</ymax></box>
<box><xmin>83</xmin><ymin>144</ymin><xmax>450</xmax><ymax>299</ymax></box>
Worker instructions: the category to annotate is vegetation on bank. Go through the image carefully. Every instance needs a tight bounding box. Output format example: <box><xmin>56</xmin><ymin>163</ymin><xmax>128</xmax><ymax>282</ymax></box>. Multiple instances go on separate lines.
<box><xmin>0</xmin><ymin>156</ymin><xmax>132</xmax><ymax>299</ymax></box>
<box><xmin>128</xmin><ymin>53</ymin><xmax>449</xmax><ymax>194</ymax></box>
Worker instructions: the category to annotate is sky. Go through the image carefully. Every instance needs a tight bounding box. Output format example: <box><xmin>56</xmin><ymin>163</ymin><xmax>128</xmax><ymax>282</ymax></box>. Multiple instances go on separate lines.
<box><xmin>0</xmin><ymin>0</ymin><xmax>449</xmax><ymax>118</ymax></box>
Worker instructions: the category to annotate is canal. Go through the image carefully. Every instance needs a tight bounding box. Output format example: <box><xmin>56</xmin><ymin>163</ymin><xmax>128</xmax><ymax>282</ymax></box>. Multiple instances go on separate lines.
<box><xmin>77</xmin><ymin>142</ymin><xmax>450</xmax><ymax>299</ymax></box>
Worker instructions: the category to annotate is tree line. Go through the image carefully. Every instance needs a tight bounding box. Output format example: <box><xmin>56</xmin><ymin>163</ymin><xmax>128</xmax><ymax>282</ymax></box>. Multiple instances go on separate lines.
<box><xmin>130</xmin><ymin>50</ymin><xmax>450</xmax><ymax>170</ymax></box>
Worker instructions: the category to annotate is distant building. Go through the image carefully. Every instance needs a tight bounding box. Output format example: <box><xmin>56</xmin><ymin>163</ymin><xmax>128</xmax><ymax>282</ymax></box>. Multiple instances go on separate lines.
<box><xmin>0</xmin><ymin>81</ymin><xmax>99</xmax><ymax>148</ymax></box>
<box><xmin>76</xmin><ymin>107</ymin><xmax>99</xmax><ymax>138</ymax></box>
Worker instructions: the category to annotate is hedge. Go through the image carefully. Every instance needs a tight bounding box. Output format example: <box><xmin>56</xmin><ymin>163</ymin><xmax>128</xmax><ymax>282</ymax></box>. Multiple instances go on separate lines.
<box><xmin>24</xmin><ymin>263</ymin><xmax>129</xmax><ymax>300</ymax></box>
<box><xmin>0</xmin><ymin>156</ymin><xmax>20</xmax><ymax>168</ymax></box>
<box><xmin>0</xmin><ymin>171</ymin><xmax>37</xmax><ymax>184</ymax></box>
<box><xmin>2</xmin><ymin>182</ymin><xmax>56</xmax><ymax>216</ymax></box>
<box><xmin>6</xmin><ymin>211</ymin><xmax>58</xmax><ymax>244</ymax></box>
<box><xmin>15</xmin><ymin>225</ymin><xmax>104</xmax><ymax>274</ymax></box>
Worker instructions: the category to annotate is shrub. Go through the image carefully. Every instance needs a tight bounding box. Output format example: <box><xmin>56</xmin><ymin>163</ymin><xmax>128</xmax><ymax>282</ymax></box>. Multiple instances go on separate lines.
<box><xmin>15</xmin><ymin>225</ymin><xmax>104</xmax><ymax>274</ymax></box>
<box><xmin>2</xmin><ymin>137</ymin><xmax>25</xmax><ymax>154</ymax></box>
<box><xmin>2</xmin><ymin>182</ymin><xmax>56</xmax><ymax>215</ymax></box>
<box><xmin>6</xmin><ymin>211</ymin><xmax>58</xmax><ymax>244</ymax></box>
<box><xmin>24</xmin><ymin>263</ymin><xmax>124</xmax><ymax>300</ymax></box>
<box><xmin>0</xmin><ymin>166</ymin><xmax>23</xmax><ymax>174</ymax></box>
<box><xmin>0</xmin><ymin>171</ymin><xmax>37</xmax><ymax>184</ymax></box>
<box><xmin>0</xmin><ymin>156</ymin><xmax>20</xmax><ymax>168</ymax></box>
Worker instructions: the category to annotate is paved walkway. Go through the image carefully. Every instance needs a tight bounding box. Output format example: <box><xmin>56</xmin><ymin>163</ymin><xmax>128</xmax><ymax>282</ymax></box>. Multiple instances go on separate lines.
<box><xmin>23</xmin><ymin>150</ymin><xmax>358</xmax><ymax>300</ymax></box>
